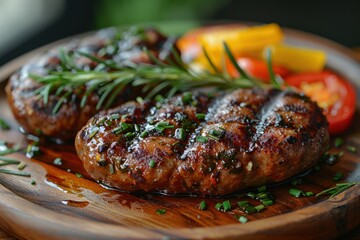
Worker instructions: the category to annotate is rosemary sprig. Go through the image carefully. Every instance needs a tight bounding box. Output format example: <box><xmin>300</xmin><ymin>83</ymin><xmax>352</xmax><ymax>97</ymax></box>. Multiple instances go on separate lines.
<box><xmin>316</xmin><ymin>182</ymin><xmax>359</xmax><ymax>198</ymax></box>
<box><xmin>0</xmin><ymin>169</ymin><xmax>31</xmax><ymax>177</ymax></box>
<box><xmin>30</xmin><ymin>41</ymin><xmax>277</xmax><ymax>114</ymax></box>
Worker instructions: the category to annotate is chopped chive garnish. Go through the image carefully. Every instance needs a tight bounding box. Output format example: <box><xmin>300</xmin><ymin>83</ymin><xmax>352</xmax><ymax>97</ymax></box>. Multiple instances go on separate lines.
<box><xmin>257</xmin><ymin>185</ymin><xmax>267</xmax><ymax>192</ymax></box>
<box><xmin>238</xmin><ymin>216</ymin><xmax>248</xmax><ymax>223</ymax></box>
<box><xmin>334</xmin><ymin>137</ymin><xmax>344</xmax><ymax>147</ymax></box>
<box><xmin>26</xmin><ymin>143</ymin><xmax>40</xmax><ymax>158</ymax></box>
<box><xmin>196</xmin><ymin>136</ymin><xmax>208</xmax><ymax>143</ymax></box>
<box><xmin>31</xmin><ymin>180</ymin><xmax>36</xmax><ymax>185</ymax></box>
<box><xmin>254</xmin><ymin>204</ymin><xmax>265</xmax><ymax>212</ymax></box>
<box><xmin>289</xmin><ymin>188</ymin><xmax>303</xmax><ymax>198</ymax></box>
<box><xmin>105</xmin><ymin>119</ymin><xmax>113</xmax><ymax>126</ymax></box>
<box><xmin>134</xmin><ymin>124</ymin><xmax>140</xmax><ymax>132</ymax></box>
<box><xmin>305</xmin><ymin>192</ymin><xmax>314</xmax><ymax>197</ymax></box>
<box><xmin>149</xmin><ymin>159</ymin><xmax>156</xmax><ymax>168</ymax></box>
<box><xmin>140</xmin><ymin>130</ymin><xmax>148</xmax><ymax>138</ymax></box>
<box><xmin>124</xmin><ymin>132</ymin><xmax>136</xmax><ymax>139</ymax></box>
<box><xmin>261</xmin><ymin>199</ymin><xmax>274</xmax><ymax>206</ymax></box>
<box><xmin>238</xmin><ymin>201</ymin><xmax>249</xmax><ymax>207</ymax></box>
<box><xmin>199</xmin><ymin>200</ymin><xmax>207</xmax><ymax>210</ymax></box>
<box><xmin>136</xmin><ymin>96</ymin><xmax>144</xmax><ymax>104</ymax></box>
<box><xmin>244</xmin><ymin>205</ymin><xmax>257</xmax><ymax>214</ymax></box>
<box><xmin>53</xmin><ymin>157</ymin><xmax>63</xmax><ymax>166</ymax></box>
<box><xmin>182</xmin><ymin>92</ymin><xmax>192</xmax><ymax>104</ymax></box>
<box><xmin>222</xmin><ymin>200</ymin><xmax>231</xmax><ymax>212</ymax></box>
<box><xmin>256</xmin><ymin>192</ymin><xmax>268</xmax><ymax>199</ymax></box>
<box><xmin>347</xmin><ymin>146</ymin><xmax>357</xmax><ymax>153</ymax></box>
<box><xmin>195</xmin><ymin>113</ymin><xmax>206</xmax><ymax>120</ymax></box>
<box><xmin>0</xmin><ymin>169</ymin><xmax>31</xmax><ymax>177</ymax></box>
<box><xmin>0</xmin><ymin>118</ymin><xmax>10</xmax><ymax>130</ymax></box>
<box><xmin>333</xmin><ymin>172</ymin><xmax>343</xmax><ymax>181</ymax></box>
<box><xmin>156</xmin><ymin>209</ymin><xmax>167</xmax><ymax>215</ymax></box>
<box><xmin>17</xmin><ymin>162</ymin><xmax>27</xmax><ymax>170</ymax></box>
<box><xmin>154</xmin><ymin>122</ymin><xmax>174</xmax><ymax>132</ymax></box>
<box><xmin>209</xmin><ymin>129</ymin><xmax>224</xmax><ymax>137</ymax></box>
<box><xmin>87</xmin><ymin>127</ymin><xmax>99</xmax><ymax>139</ymax></box>
<box><xmin>97</xmin><ymin>118</ymin><xmax>106</xmax><ymax>126</ymax></box>
<box><xmin>215</xmin><ymin>203</ymin><xmax>223</xmax><ymax>211</ymax></box>
<box><xmin>175</xmin><ymin>128</ymin><xmax>186</xmax><ymax>140</ymax></box>
<box><xmin>75</xmin><ymin>173</ymin><xmax>83</xmax><ymax>178</ymax></box>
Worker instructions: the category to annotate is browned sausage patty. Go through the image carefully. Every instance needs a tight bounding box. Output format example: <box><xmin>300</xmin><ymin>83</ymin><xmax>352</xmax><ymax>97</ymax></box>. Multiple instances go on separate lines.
<box><xmin>6</xmin><ymin>28</ymin><xmax>174</xmax><ymax>141</ymax></box>
<box><xmin>75</xmin><ymin>88</ymin><xmax>329</xmax><ymax>195</ymax></box>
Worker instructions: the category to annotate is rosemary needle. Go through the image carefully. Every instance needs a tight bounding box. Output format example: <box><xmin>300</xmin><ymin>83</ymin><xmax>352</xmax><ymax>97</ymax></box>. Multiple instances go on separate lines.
<box><xmin>0</xmin><ymin>169</ymin><xmax>31</xmax><ymax>177</ymax></box>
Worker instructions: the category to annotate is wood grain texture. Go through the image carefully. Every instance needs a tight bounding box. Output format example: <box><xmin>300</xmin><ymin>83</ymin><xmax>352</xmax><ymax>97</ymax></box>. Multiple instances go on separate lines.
<box><xmin>0</xmin><ymin>25</ymin><xmax>359</xmax><ymax>240</ymax></box>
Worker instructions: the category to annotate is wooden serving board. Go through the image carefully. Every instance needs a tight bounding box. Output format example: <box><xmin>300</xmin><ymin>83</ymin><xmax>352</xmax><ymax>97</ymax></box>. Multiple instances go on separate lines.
<box><xmin>0</xmin><ymin>24</ymin><xmax>359</xmax><ymax>239</ymax></box>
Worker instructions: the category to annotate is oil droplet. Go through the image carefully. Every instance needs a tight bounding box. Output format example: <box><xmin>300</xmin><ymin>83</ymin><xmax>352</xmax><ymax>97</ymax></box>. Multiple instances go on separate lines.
<box><xmin>61</xmin><ymin>200</ymin><xmax>89</xmax><ymax>208</ymax></box>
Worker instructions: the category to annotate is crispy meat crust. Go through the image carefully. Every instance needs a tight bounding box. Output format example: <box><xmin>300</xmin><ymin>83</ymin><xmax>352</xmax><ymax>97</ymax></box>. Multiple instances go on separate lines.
<box><xmin>75</xmin><ymin>88</ymin><xmax>329</xmax><ymax>195</ymax></box>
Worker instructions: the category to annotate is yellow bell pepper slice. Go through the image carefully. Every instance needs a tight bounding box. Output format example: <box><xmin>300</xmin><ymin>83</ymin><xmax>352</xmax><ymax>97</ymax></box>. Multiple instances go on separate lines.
<box><xmin>197</xmin><ymin>23</ymin><xmax>283</xmax><ymax>69</ymax></box>
<box><xmin>265</xmin><ymin>44</ymin><xmax>326</xmax><ymax>72</ymax></box>
<box><xmin>199</xmin><ymin>23</ymin><xmax>283</xmax><ymax>56</ymax></box>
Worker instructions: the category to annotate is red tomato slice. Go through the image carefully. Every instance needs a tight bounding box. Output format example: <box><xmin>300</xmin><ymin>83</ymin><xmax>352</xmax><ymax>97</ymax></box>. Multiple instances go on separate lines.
<box><xmin>285</xmin><ymin>70</ymin><xmax>356</xmax><ymax>135</ymax></box>
<box><xmin>226</xmin><ymin>57</ymin><xmax>290</xmax><ymax>82</ymax></box>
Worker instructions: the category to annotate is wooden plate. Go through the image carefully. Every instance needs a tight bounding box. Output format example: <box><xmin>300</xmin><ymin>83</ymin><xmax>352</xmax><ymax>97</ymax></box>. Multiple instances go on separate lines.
<box><xmin>0</xmin><ymin>23</ymin><xmax>359</xmax><ymax>240</ymax></box>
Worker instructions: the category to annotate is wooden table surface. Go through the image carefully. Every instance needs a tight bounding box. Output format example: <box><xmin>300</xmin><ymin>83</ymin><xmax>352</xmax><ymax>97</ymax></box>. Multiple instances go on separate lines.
<box><xmin>1</xmin><ymin>49</ymin><xmax>360</xmax><ymax>240</ymax></box>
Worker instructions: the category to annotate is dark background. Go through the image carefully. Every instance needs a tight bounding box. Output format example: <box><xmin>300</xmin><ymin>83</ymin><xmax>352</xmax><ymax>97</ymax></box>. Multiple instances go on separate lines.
<box><xmin>1</xmin><ymin>0</ymin><xmax>359</xmax><ymax>67</ymax></box>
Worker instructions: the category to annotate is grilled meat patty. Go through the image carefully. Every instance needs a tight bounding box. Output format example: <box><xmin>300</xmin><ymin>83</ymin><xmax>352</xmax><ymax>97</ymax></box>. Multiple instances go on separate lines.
<box><xmin>75</xmin><ymin>88</ymin><xmax>329</xmax><ymax>195</ymax></box>
<box><xmin>6</xmin><ymin>28</ymin><xmax>174</xmax><ymax>141</ymax></box>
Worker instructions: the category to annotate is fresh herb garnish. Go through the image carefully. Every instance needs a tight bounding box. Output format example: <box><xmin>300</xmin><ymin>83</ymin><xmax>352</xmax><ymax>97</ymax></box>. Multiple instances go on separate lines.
<box><xmin>316</xmin><ymin>182</ymin><xmax>359</xmax><ymax>198</ymax></box>
<box><xmin>196</xmin><ymin>136</ymin><xmax>208</xmax><ymax>143</ymax></box>
<box><xmin>346</xmin><ymin>146</ymin><xmax>357</xmax><ymax>153</ymax></box>
<box><xmin>30</xmin><ymin>41</ymin><xmax>274</xmax><ymax>114</ymax></box>
<box><xmin>17</xmin><ymin>162</ymin><xmax>27</xmax><ymax>170</ymax></box>
<box><xmin>238</xmin><ymin>216</ymin><xmax>248</xmax><ymax>223</ymax></box>
<box><xmin>334</xmin><ymin>137</ymin><xmax>344</xmax><ymax>147</ymax></box>
<box><xmin>156</xmin><ymin>209</ymin><xmax>167</xmax><ymax>215</ymax></box>
<box><xmin>0</xmin><ymin>118</ymin><xmax>10</xmax><ymax>130</ymax></box>
<box><xmin>198</xmin><ymin>200</ymin><xmax>207</xmax><ymax>210</ymax></box>
<box><xmin>75</xmin><ymin>173</ymin><xmax>83</xmax><ymax>178</ymax></box>
<box><xmin>26</xmin><ymin>142</ymin><xmax>40</xmax><ymax>158</ymax></box>
<box><xmin>149</xmin><ymin>159</ymin><xmax>156</xmax><ymax>168</ymax></box>
<box><xmin>0</xmin><ymin>169</ymin><xmax>31</xmax><ymax>177</ymax></box>
<box><xmin>254</xmin><ymin>204</ymin><xmax>265</xmax><ymax>212</ymax></box>
<box><xmin>53</xmin><ymin>157</ymin><xmax>63</xmax><ymax>166</ymax></box>
<box><xmin>289</xmin><ymin>188</ymin><xmax>304</xmax><ymax>198</ymax></box>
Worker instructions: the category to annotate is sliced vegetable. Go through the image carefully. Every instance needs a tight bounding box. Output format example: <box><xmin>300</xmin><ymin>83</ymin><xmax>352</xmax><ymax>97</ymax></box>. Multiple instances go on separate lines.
<box><xmin>265</xmin><ymin>44</ymin><xmax>326</xmax><ymax>72</ymax></box>
<box><xmin>178</xmin><ymin>23</ymin><xmax>283</xmax><ymax>70</ymax></box>
<box><xmin>285</xmin><ymin>70</ymin><xmax>356</xmax><ymax>135</ymax></box>
<box><xmin>227</xmin><ymin>57</ymin><xmax>290</xmax><ymax>81</ymax></box>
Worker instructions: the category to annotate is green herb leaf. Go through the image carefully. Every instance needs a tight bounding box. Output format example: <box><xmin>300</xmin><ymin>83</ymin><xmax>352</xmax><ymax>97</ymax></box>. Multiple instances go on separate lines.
<box><xmin>0</xmin><ymin>118</ymin><xmax>10</xmax><ymax>130</ymax></box>
<box><xmin>0</xmin><ymin>169</ymin><xmax>31</xmax><ymax>177</ymax></box>
<box><xmin>199</xmin><ymin>200</ymin><xmax>207</xmax><ymax>210</ymax></box>
<box><xmin>156</xmin><ymin>209</ymin><xmax>167</xmax><ymax>215</ymax></box>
